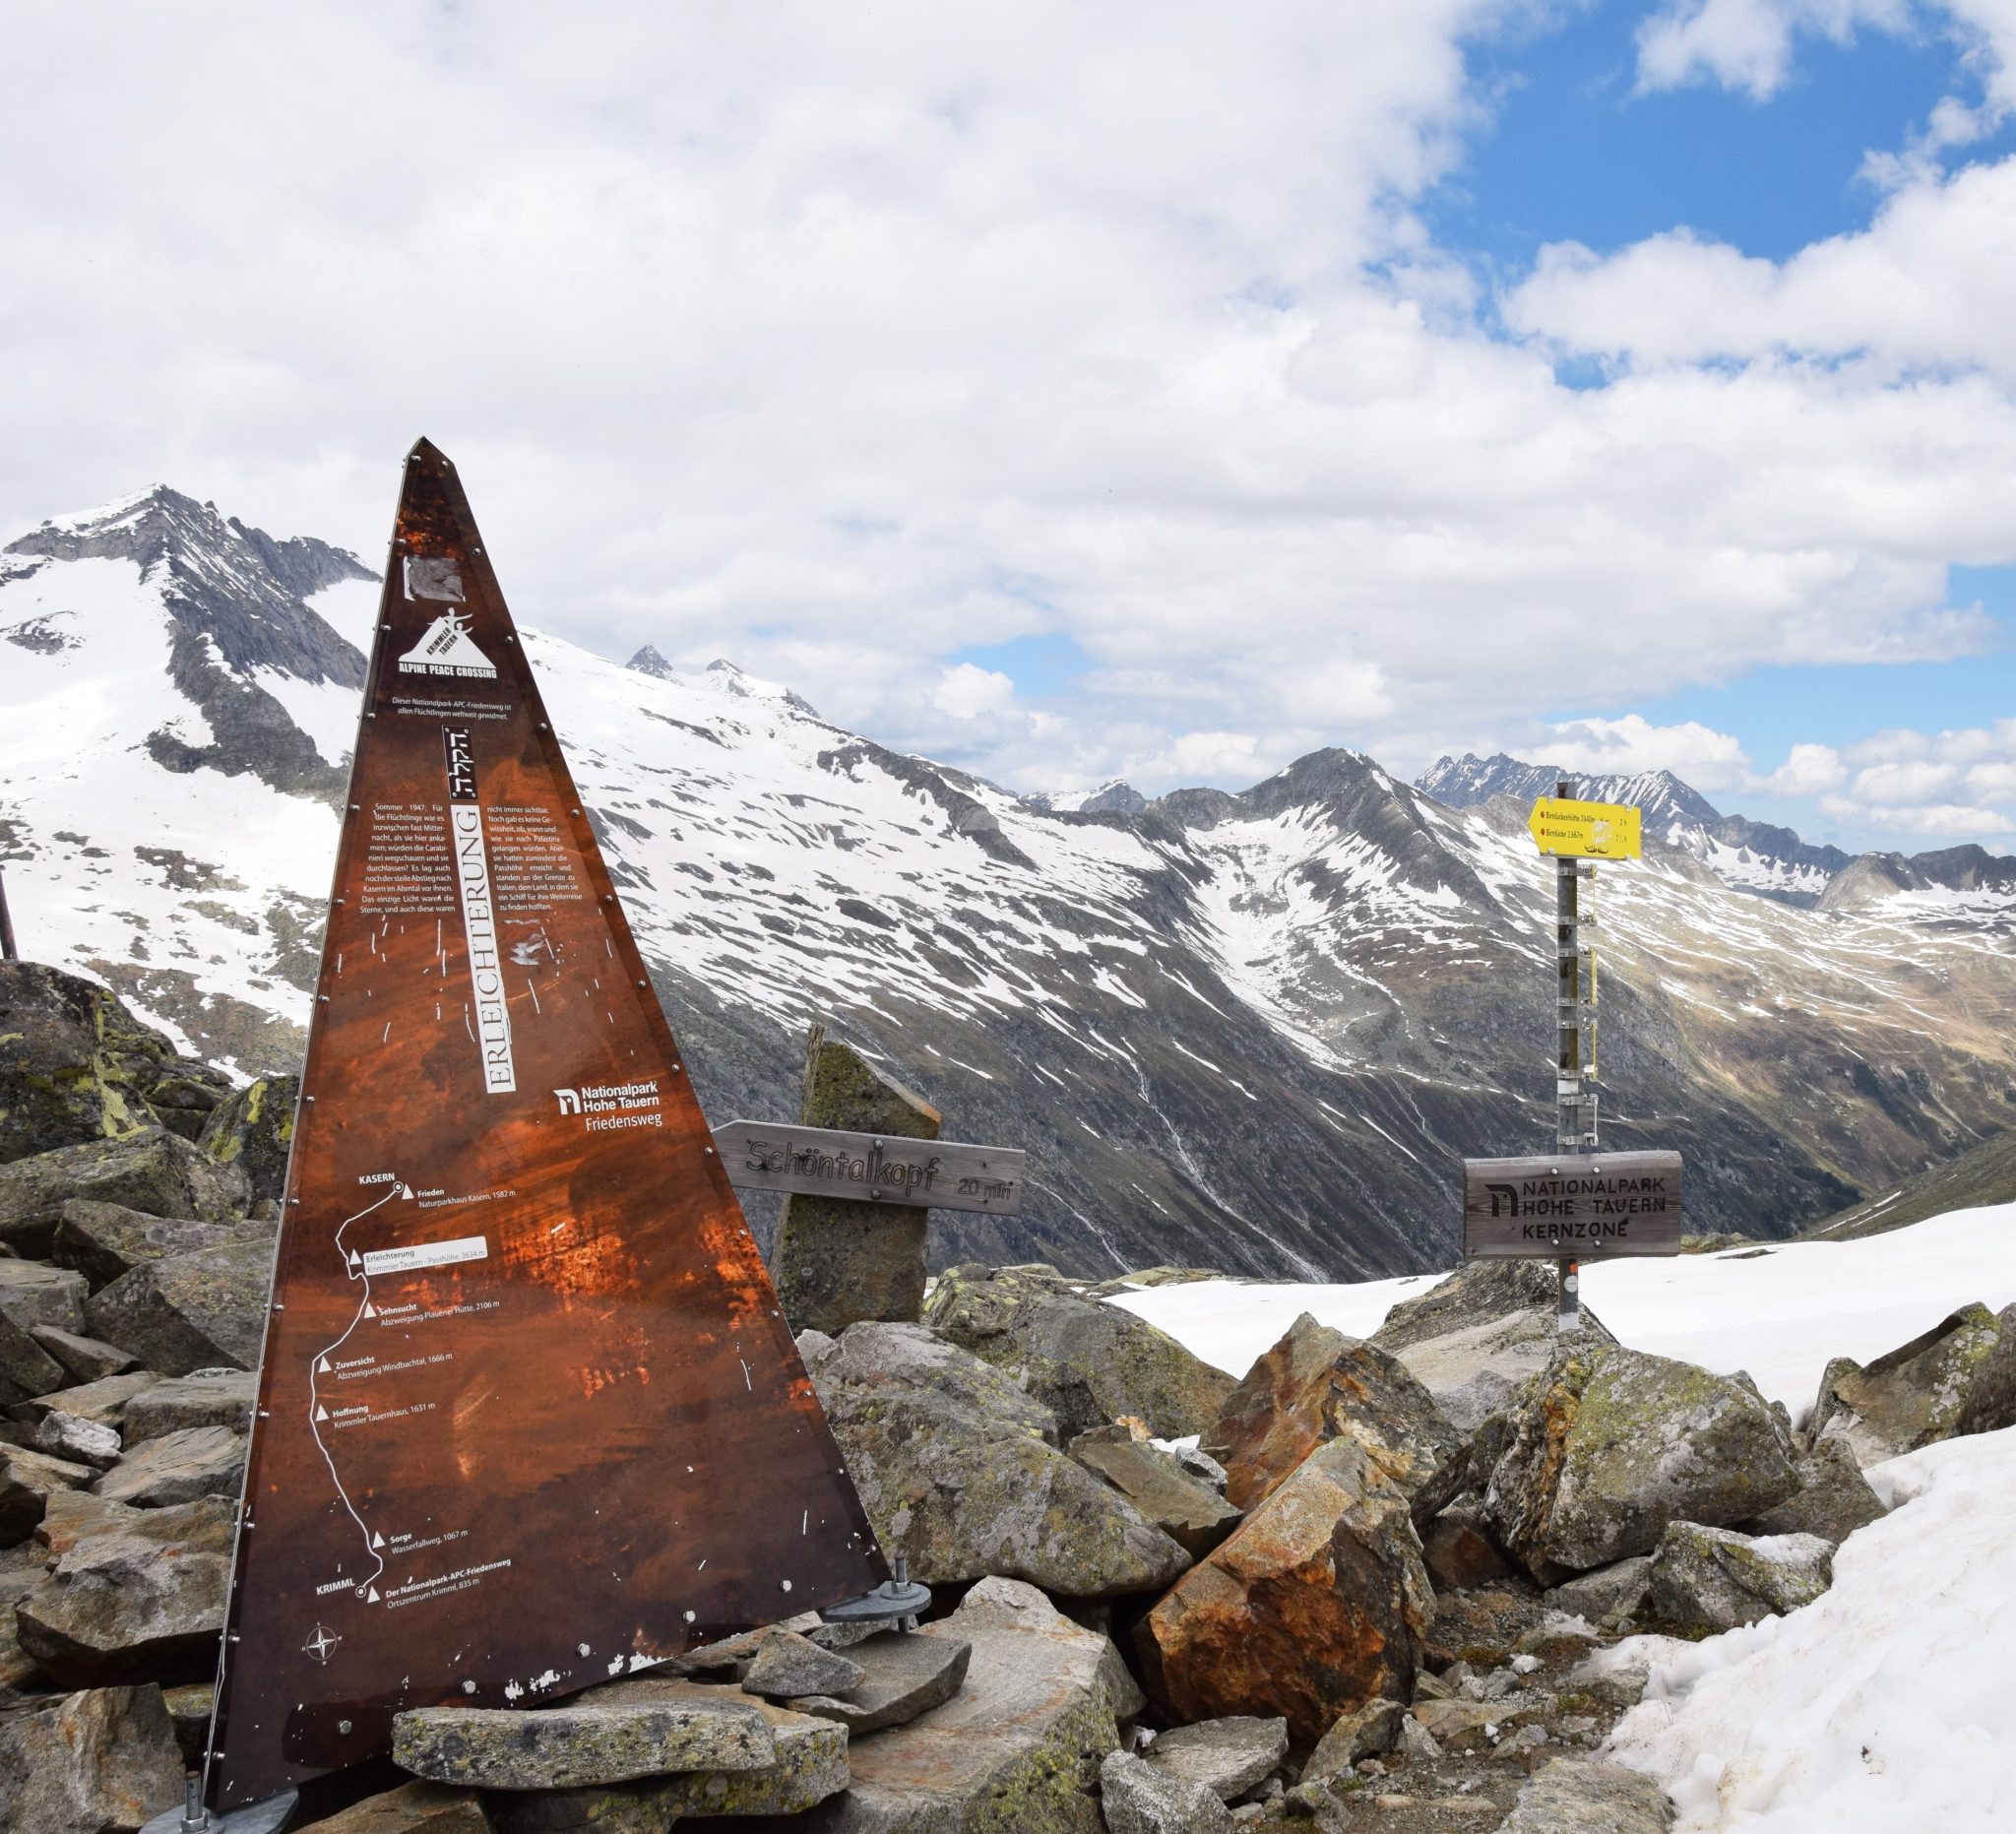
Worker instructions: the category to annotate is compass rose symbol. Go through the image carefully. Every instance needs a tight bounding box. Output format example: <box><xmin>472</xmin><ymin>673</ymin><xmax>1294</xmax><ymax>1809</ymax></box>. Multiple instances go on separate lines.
<box><xmin>304</xmin><ymin>1623</ymin><xmax>341</xmax><ymax>1665</ymax></box>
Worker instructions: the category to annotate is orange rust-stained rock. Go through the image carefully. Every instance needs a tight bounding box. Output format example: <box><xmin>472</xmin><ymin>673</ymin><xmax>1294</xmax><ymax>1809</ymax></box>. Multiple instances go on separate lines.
<box><xmin>1136</xmin><ymin>1436</ymin><xmax>1433</xmax><ymax>1750</ymax></box>
<box><xmin>1204</xmin><ymin>1312</ymin><xmax>1465</xmax><ymax>1524</ymax></box>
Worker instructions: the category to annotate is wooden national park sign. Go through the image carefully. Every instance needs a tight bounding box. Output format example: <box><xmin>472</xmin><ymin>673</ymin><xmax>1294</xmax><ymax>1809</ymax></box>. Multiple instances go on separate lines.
<box><xmin>1463</xmin><ymin>1150</ymin><xmax>1683</xmax><ymax>1258</ymax></box>
<box><xmin>713</xmin><ymin>1119</ymin><xmax>1026</xmax><ymax>1215</ymax></box>
<box><xmin>205</xmin><ymin>441</ymin><xmax>885</xmax><ymax>1812</ymax></box>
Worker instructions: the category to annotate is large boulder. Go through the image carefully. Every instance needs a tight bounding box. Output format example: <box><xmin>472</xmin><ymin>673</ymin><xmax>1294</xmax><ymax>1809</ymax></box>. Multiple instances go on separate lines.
<box><xmin>0</xmin><ymin>1259</ymin><xmax>89</xmax><ymax>1335</ymax></box>
<box><xmin>1483</xmin><ymin>1342</ymin><xmax>1798</xmax><ymax>1582</ymax></box>
<box><xmin>392</xmin><ymin>1690</ymin><xmax>776</xmax><ymax>1789</ymax></box>
<box><xmin>1372</xmin><ymin>1261</ymin><xmax>1615</xmax><ymax>1432</ymax></box>
<box><xmin>484</xmin><ymin>1679</ymin><xmax>848</xmax><ymax>1827</ymax></box>
<box><xmin>0</xmin><ymin>961</ymin><xmax>197</xmax><ymax>1166</ymax></box>
<box><xmin>1136</xmin><ymin>1436</ymin><xmax>1433</xmax><ymax>1749</ymax></box>
<box><xmin>84</xmin><ymin>1237</ymin><xmax>273</xmax><ymax>1373</ymax></box>
<box><xmin>756</xmin><ymin>1576</ymin><xmax>1141</xmax><ymax>1834</ymax></box>
<box><xmin>922</xmin><ymin>1263</ymin><xmax>1234</xmax><ymax>1440</ymax></box>
<box><xmin>53</xmin><ymin>1199</ymin><xmax>272</xmax><ymax>1292</ymax></box>
<box><xmin>1744</xmin><ymin>1436</ymin><xmax>1887</xmax><ymax>1545</ymax></box>
<box><xmin>1067</xmin><ymin>1426</ymin><xmax>1243</xmax><ymax>1558</ymax></box>
<box><xmin>0</xmin><ymin>1309</ymin><xmax>70</xmax><ymax>1403</ymax></box>
<box><xmin>92</xmin><ymin>1423</ymin><xmax>247</xmax><ymax>1507</ymax></box>
<box><xmin>195</xmin><ymin>1073</ymin><xmax>298</xmax><ymax>1206</ymax></box>
<box><xmin>121</xmin><ymin>1369</ymin><xmax>258</xmax><ymax>1443</ymax></box>
<box><xmin>1645</xmin><ymin>1523</ymin><xmax>1834</xmax><ymax>1633</ymax></box>
<box><xmin>14</xmin><ymin>1492</ymin><xmax>233</xmax><ymax>1685</ymax></box>
<box><xmin>0</xmin><ymin>1128</ymin><xmax>249</xmax><ymax>1259</ymax></box>
<box><xmin>0</xmin><ymin>1681</ymin><xmax>185</xmax><ymax>1834</ymax></box>
<box><xmin>1812</xmin><ymin>1304</ymin><xmax>2004</xmax><ymax>1464</ymax></box>
<box><xmin>1960</xmin><ymin>1301</ymin><xmax>2016</xmax><ymax>1437</ymax></box>
<box><xmin>0</xmin><ymin>1443</ymin><xmax>95</xmax><ymax>1544</ymax></box>
<box><xmin>803</xmin><ymin>1321</ymin><xmax>1190</xmax><ymax>1598</ymax></box>
<box><xmin>1141</xmin><ymin>1715</ymin><xmax>1288</xmax><ymax>1802</ymax></box>
<box><xmin>1202</xmin><ymin>1312</ymin><xmax>1466</xmax><ymax>1524</ymax></box>
<box><xmin>1099</xmin><ymin>1748</ymin><xmax>1233</xmax><ymax>1834</ymax></box>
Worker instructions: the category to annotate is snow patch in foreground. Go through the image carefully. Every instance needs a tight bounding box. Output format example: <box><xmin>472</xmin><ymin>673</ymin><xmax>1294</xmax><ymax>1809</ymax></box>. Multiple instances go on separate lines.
<box><xmin>1109</xmin><ymin>1201</ymin><xmax>2016</xmax><ymax>1418</ymax></box>
<box><xmin>1605</xmin><ymin>1425</ymin><xmax>2016</xmax><ymax>1830</ymax></box>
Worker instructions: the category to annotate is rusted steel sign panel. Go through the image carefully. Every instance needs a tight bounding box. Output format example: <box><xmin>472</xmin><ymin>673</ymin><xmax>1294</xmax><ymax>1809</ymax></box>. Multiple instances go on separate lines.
<box><xmin>714</xmin><ymin>1119</ymin><xmax>1026</xmax><ymax>1214</ymax></box>
<box><xmin>208</xmin><ymin>441</ymin><xmax>884</xmax><ymax>1811</ymax></box>
<box><xmin>1462</xmin><ymin>1150</ymin><xmax>1683</xmax><ymax>1258</ymax></box>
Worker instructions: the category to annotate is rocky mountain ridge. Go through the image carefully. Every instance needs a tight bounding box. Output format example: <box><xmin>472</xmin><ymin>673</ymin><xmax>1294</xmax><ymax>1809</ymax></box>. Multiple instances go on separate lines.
<box><xmin>4</xmin><ymin>487</ymin><xmax>2015</xmax><ymax>1277</ymax></box>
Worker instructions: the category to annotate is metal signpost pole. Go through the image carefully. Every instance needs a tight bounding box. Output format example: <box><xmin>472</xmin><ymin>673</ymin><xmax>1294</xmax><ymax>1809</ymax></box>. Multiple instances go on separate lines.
<box><xmin>1554</xmin><ymin>776</ymin><xmax>1592</xmax><ymax>1334</ymax></box>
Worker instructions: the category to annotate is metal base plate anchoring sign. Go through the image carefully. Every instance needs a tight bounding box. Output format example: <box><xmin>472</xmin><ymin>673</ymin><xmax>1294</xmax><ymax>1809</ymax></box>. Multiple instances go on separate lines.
<box><xmin>1463</xmin><ymin>1151</ymin><xmax>1684</xmax><ymax>1258</ymax></box>
<box><xmin>713</xmin><ymin>1120</ymin><xmax>1025</xmax><ymax>1214</ymax></box>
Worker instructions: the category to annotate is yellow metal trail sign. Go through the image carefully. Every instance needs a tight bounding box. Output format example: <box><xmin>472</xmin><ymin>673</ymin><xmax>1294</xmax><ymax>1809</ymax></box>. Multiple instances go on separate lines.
<box><xmin>1529</xmin><ymin>796</ymin><xmax>1643</xmax><ymax>859</ymax></box>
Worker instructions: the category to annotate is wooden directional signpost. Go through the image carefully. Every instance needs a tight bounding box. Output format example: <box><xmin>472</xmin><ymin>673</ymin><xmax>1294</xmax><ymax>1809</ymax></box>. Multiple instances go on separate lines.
<box><xmin>1465</xmin><ymin>782</ymin><xmax>1681</xmax><ymax>1332</ymax></box>
<box><xmin>715</xmin><ymin>1119</ymin><xmax>1026</xmax><ymax>1215</ymax></box>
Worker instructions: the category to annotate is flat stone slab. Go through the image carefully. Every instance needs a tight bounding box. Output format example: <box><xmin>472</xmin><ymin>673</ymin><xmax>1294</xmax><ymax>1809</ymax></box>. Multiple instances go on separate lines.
<box><xmin>0</xmin><ymin>1260</ymin><xmax>90</xmax><ymax>1336</ymax></box>
<box><xmin>309</xmin><ymin>1779</ymin><xmax>498</xmax><ymax>1831</ymax></box>
<box><xmin>1500</xmin><ymin>1755</ymin><xmax>1673</xmax><ymax>1831</ymax></box>
<box><xmin>1142</xmin><ymin>1715</ymin><xmax>1288</xmax><ymax>1802</ymax></box>
<box><xmin>120</xmin><ymin>1368</ymin><xmax>257</xmax><ymax>1443</ymax></box>
<box><xmin>743</xmin><ymin>1576</ymin><xmax>1138</xmax><ymax>1833</ymax></box>
<box><xmin>1101</xmin><ymin>1747</ymin><xmax>1233</xmax><ymax>1834</ymax></box>
<box><xmin>486</xmin><ymin>1681</ymin><xmax>847</xmax><ymax>1829</ymax></box>
<box><xmin>93</xmin><ymin>1423</ymin><xmax>247</xmax><ymax>1506</ymax></box>
<box><xmin>29</xmin><ymin>1325</ymin><xmax>140</xmax><ymax>1383</ymax></box>
<box><xmin>393</xmin><ymin>1696</ymin><xmax>776</xmax><ymax>1790</ymax></box>
<box><xmin>0</xmin><ymin>1443</ymin><xmax>95</xmax><ymax>1543</ymax></box>
<box><xmin>8</xmin><ymin>1368</ymin><xmax>160</xmax><ymax>1429</ymax></box>
<box><xmin>788</xmin><ymin>1629</ymin><xmax>972</xmax><ymax>1734</ymax></box>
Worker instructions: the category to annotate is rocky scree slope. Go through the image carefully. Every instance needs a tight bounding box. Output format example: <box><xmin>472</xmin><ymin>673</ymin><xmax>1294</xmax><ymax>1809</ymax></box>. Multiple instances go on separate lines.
<box><xmin>4</xmin><ymin>491</ymin><xmax>2016</xmax><ymax>1278</ymax></box>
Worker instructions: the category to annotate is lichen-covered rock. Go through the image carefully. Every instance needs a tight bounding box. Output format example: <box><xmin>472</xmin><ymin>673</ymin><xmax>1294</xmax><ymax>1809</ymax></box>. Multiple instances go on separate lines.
<box><xmin>1204</xmin><ymin>1313</ymin><xmax>1467</xmax><ymax>1527</ymax></box>
<box><xmin>1137</xmin><ymin>1436</ymin><xmax>1433</xmax><ymax>1749</ymax></box>
<box><xmin>1100</xmin><ymin>1748</ymin><xmax>1234</xmax><ymax>1834</ymax></box>
<box><xmin>1302</xmin><ymin>1696</ymin><xmax>1405</xmax><ymax>1778</ymax></box>
<box><xmin>0</xmin><ymin>1309</ymin><xmax>70</xmax><ymax>1402</ymax></box>
<box><xmin>29</xmin><ymin>1324</ymin><xmax>139</xmax><ymax>1384</ymax></box>
<box><xmin>0</xmin><ymin>1680</ymin><xmax>185</xmax><ymax>1834</ymax></box>
<box><xmin>1068</xmin><ymin>1426</ymin><xmax>1243</xmax><ymax>1558</ymax></box>
<box><xmin>1645</xmin><ymin>1523</ymin><xmax>1833</xmax><ymax>1632</ymax></box>
<box><xmin>392</xmin><ymin>1692</ymin><xmax>776</xmax><ymax>1790</ymax></box>
<box><xmin>759</xmin><ymin>1577</ymin><xmax>1139</xmax><ymax>1834</ymax></box>
<box><xmin>806</xmin><ymin>1320</ymin><xmax>1190</xmax><ymax>1598</ymax></box>
<box><xmin>0</xmin><ymin>961</ymin><xmax>188</xmax><ymax>1166</ymax></box>
<box><xmin>923</xmin><ymin>1262</ymin><xmax>1235</xmax><ymax>1441</ymax></box>
<box><xmin>738</xmin><ymin>1624</ymin><xmax>865</xmax><ymax>1700</ymax></box>
<box><xmin>53</xmin><ymin>1198</ymin><xmax>272</xmax><ymax>1292</ymax></box>
<box><xmin>1483</xmin><ymin>1343</ymin><xmax>1798</xmax><ymax>1582</ymax></box>
<box><xmin>84</xmin><ymin>1237</ymin><xmax>272</xmax><ymax>1373</ymax></box>
<box><xmin>1499</xmin><ymin>1755</ymin><xmax>1671</xmax><ymax>1831</ymax></box>
<box><xmin>16</xmin><ymin>1514</ymin><xmax>232</xmax><ymax>1684</ymax></box>
<box><xmin>0</xmin><ymin>1128</ymin><xmax>249</xmax><ymax>1259</ymax></box>
<box><xmin>0</xmin><ymin>1258</ymin><xmax>90</xmax><ymax>1334</ymax></box>
<box><xmin>787</xmin><ymin>1627</ymin><xmax>971</xmax><ymax>1735</ymax></box>
<box><xmin>309</xmin><ymin>1780</ymin><xmax>497</xmax><ymax>1832</ymax></box>
<box><xmin>1960</xmin><ymin>1301</ymin><xmax>2016</xmax><ymax>1437</ymax></box>
<box><xmin>195</xmin><ymin>1073</ymin><xmax>298</xmax><ymax>1206</ymax></box>
<box><xmin>120</xmin><ymin>1368</ymin><xmax>258</xmax><ymax>1443</ymax></box>
<box><xmin>1544</xmin><ymin>1554</ymin><xmax>1653</xmax><ymax>1629</ymax></box>
<box><xmin>1141</xmin><ymin>1715</ymin><xmax>1287</xmax><ymax>1802</ymax></box>
<box><xmin>772</xmin><ymin>1027</ymin><xmax>941</xmax><ymax>1336</ymax></box>
<box><xmin>1813</xmin><ymin>1304</ymin><xmax>2004</xmax><ymax>1464</ymax></box>
<box><xmin>0</xmin><ymin>1442</ymin><xmax>95</xmax><ymax>1543</ymax></box>
<box><xmin>92</xmin><ymin>1423</ymin><xmax>247</xmax><ymax>1507</ymax></box>
<box><xmin>1744</xmin><ymin>1435</ymin><xmax>1887</xmax><ymax>1545</ymax></box>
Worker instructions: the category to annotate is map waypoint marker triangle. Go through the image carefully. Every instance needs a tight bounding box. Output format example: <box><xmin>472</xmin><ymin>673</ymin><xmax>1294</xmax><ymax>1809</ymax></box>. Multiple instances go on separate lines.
<box><xmin>204</xmin><ymin>439</ymin><xmax>885</xmax><ymax>1812</ymax></box>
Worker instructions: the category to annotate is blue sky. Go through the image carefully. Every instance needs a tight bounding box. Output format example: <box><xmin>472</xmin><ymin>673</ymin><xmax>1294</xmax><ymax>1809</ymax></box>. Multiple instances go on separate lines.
<box><xmin>5</xmin><ymin>3</ymin><xmax>2015</xmax><ymax>854</ymax></box>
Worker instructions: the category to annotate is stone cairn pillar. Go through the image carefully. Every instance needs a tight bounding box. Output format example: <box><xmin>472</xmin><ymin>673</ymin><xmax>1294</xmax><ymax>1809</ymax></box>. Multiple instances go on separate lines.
<box><xmin>771</xmin><ymin>1024</ymin><xmax>941</xmax><ymax>1336</ymax></box>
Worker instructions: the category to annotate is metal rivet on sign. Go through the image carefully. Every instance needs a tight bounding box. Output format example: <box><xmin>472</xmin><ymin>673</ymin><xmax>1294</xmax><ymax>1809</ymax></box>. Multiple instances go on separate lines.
<box><xmin>338</xmin><ymin>1720</ymin><xmax>351</xmax><ymax>1736</ymax></box>
<box><xmin>637</xmin><ymin>980</ymin><xmax>647</xmax><ymax>987</ymax></box>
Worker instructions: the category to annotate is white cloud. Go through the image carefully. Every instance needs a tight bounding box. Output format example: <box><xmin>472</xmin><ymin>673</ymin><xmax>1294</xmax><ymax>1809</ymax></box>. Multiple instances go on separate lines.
<box><xmin>1763</xmin><ymin>741</ymin><xmax>1850</xmax><ymax>794</ymax></box>
<box><xmin>1636</xmin><ymin>0</ymin><xmax>1912</xmax><ymax>100</ymax></box>
<box><xmin>1796</xmin><ymin>717</ymin><xmax>2016</xmax><ymax>840</ymax></box>
<box><xmin>1542</xmin><ymin>714</ymin><xmax>1754</xmax><ymax>790</ymax></box>
<box><xmin>931</xmin><ymin>664</ymin><xmax>1016</xmax><ymax>721</ymax></box>
<box><xmin>0</xmin><ymin>3</ymin><xmax>2011</xmax><ymax>826</ymax></box>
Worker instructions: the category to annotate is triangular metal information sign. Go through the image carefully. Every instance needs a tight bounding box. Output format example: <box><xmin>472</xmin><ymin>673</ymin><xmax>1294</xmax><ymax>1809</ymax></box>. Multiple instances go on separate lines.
<box><xmin>208</xmin><ymin>441</ymin><xmax>885</xmax><ymax>1811</ymax></box>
